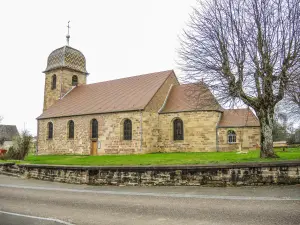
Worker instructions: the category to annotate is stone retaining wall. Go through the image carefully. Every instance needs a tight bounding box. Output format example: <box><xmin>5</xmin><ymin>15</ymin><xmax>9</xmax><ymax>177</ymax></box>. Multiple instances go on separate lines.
<box><xmin>1</xmin><ymin>161</ymin><xmax>299</xmax><ymax>186</ymax></box>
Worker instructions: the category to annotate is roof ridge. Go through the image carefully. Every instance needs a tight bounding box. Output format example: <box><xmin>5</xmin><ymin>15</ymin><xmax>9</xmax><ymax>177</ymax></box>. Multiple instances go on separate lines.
<box><xmin>85</xmin><ymin>70</ymin><xmax>174</xmax><ymax>87</ymax></box>
<box><xmin>225</xmin><ymin>108</ymin><xmax>250</xmax><ymax>110</ymax></box>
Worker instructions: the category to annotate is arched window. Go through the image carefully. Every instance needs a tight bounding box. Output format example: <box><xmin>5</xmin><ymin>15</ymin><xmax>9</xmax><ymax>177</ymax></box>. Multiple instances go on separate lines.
<box><xmin>48</xmin><ymin>122</ymin><xmax>53</xmax><ymax>139</ymax></box>
<box><xmin>123</xmin><ymin>119</ymin><xmax>132</xmax><ymax>140</ymax></box>
<box><xmin>91</xmin><ymin>119</ymin><xmax>98</xmax><ymax>139</ymax></box>
<box><xmin>72</xmin><ymin>75</ymin><xmax>78</xmax><ymax>86</ymax></box>
<box><xmin>51</xmin><ymin>75</ymin><xmax>56</xmax><ymax>90</ymax></box>
<box><xmin>228</xmin><ymin>130</ymin><xmax>236</xmax><ymax>143</ymax></box>
<box><xmin>68</xmin><ymin>120</ymin><xmax>74</xmax><ymax>139</ymax></box>
<box><xmin>173</xmin><ymin>118</ymin><xmax>184</xmax><ymax>140</ymax></box>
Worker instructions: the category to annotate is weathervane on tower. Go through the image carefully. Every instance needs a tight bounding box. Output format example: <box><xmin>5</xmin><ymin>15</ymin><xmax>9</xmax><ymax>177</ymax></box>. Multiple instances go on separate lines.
<box><xmin>66</xmin><ymin>21</ymin><xmax>70</xmax><ymax>46</ymax></box>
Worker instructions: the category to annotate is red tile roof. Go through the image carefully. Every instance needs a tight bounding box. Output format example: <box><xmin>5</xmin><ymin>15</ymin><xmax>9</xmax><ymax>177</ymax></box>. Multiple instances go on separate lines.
<box><xmin>218</xmin><ymin>108</ymin><xmax>260</xmax><ymax>127</ymax></box>
<box><xmin>38</xmin><ymin>70</ymin><xmax>174</xmax><ymax>119</ymax></box>
<box><xmin>160</xmin><ymin>83</ymin><xmax>224</xmax><ymax>113</ymax></box>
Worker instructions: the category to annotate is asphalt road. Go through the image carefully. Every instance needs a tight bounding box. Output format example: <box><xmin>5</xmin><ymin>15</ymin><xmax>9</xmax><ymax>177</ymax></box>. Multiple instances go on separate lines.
<box><xmin>0</xmin><ymin>175</ymin><xmax>299</xmax><ymax>225</ymax></box>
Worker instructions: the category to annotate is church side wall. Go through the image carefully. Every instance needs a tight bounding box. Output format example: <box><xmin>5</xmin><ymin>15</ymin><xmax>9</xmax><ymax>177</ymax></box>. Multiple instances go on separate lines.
<box><xmin>154</xmin><ymin>111</ymin><xmax>221</xmax><ymax>152</ymax></box>
<box><xmin>37</xmin><ymin>111</ymin><xmax>142</xmax><ymax>155</ymax></box>
<box><xmin>218</xmin><ymin>127</ymin><xmax>261</xmax><ymax>151</ymax></box>
<box><xmin>38</xmin><ymin>73</ymin><xmax>179</xmax><ymax>155</ymax></box>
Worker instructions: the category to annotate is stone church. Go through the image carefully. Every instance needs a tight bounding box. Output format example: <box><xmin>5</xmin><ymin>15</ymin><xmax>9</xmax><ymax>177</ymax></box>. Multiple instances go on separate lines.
<box><xmin>37</xmin><ymin>43</ymin><xmax>260</xmax><ymax>155</ymax></box>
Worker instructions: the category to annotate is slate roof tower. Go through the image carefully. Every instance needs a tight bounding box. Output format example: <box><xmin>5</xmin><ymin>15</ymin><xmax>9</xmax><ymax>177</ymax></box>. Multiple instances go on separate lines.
<box><xmin>43</xmin><ymin>24</ymin><xmax>88</xmax><ymax>111</ymax></box>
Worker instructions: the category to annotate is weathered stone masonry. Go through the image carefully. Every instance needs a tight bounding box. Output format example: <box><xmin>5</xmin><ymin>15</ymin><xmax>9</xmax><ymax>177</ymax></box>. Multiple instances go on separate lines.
<box><xmin>1</xmin><ymin>161</ymin><xmax>299</xmax><ymax>186</ymax></box>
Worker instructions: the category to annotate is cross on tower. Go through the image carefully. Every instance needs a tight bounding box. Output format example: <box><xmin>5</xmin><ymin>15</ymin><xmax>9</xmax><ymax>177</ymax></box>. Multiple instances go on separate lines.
<box><xmin>66</xmin><ymin>21</ymin><xmax>71</xmax><ymax>46</ymax></box>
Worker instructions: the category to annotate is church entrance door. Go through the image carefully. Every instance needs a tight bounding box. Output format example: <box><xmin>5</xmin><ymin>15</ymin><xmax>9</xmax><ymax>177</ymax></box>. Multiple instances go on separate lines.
<box><xmin>91</xmin><ymin>141</ymin><xmax>97</xmax><ymax>155</ymax></box>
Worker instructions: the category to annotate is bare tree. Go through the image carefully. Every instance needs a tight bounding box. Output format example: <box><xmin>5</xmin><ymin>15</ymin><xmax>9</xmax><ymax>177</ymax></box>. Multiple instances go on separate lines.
<box><xmin>0</xmin><ymin>116</ymin><xmax>2</xmax><ymax>124</ymax></box>
<box><xmin>179</xmin><ymin>0</ymin><xmax>300</xmax><ymax>158</ymax></box>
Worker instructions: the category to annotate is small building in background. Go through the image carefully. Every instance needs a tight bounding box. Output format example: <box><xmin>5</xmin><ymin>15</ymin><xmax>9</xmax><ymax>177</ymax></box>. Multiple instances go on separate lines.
<box><xmin>0</xmin><ymin>125</ymin><xmax>19</xmax><ymax>150</ymax></box>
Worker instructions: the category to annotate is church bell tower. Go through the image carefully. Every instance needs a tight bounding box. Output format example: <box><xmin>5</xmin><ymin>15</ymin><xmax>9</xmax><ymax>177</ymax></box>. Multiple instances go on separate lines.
<box><xmin>43</xmin><ymin>22</ymin><xmax>88</xmax><ymax>111</ymax></box>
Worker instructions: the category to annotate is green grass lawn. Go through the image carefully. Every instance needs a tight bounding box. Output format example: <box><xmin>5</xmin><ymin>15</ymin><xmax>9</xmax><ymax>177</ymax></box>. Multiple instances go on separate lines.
<box><xmin>6</xmin><ymin>148</ymin><xmax>300</xmax><ymax>166</ymax></box>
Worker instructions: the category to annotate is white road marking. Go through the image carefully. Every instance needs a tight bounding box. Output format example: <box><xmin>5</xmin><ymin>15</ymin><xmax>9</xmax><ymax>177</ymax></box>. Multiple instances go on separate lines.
<box><xmin>0</xmin><ymin>184</ymin><xmax>299</xmax><ymax>201</ymax></box>
<box><xmin>0</xmin><ymin>210</ymin><xmax>75</xmax><ymax>225</ymax></box>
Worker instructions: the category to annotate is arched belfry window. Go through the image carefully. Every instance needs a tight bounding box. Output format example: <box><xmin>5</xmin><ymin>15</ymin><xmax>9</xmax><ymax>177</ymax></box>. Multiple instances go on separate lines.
<box><xmin>173</xmin><ymin>118</ymin><xmax>184</xmax><ymax>140</ymax></box>
<box><xmin>51</xmin><ymin>75</ymin><xmax>56</xmax><ymax>90</ymax></box>
<box><xmin>123</xmin><ymin>119</ymin><xmax>132</xmax><ymax>140</ymax></box>
<box><xmin>91</xmin><ymin>119</ymin><xmax>98</xmax><ymax>139</ymax></box>
<box><xmin>72</xmin><ymin>75</ymin><xmax>78</xmax><ymax>86</ymax></box>
<box><xmin>228</xmin><ymin>130</ymin><xmax>236</xmax><ymax>143</ymax></box>
<box><xmin>68</xmin><ymin>120</ymin><xmax>74</xmax><ymax>139</ymax></box>
<box><xmin>48</xmin><ymin>122</ymin><xmax>53</xmax><ymax>139</ymax></box>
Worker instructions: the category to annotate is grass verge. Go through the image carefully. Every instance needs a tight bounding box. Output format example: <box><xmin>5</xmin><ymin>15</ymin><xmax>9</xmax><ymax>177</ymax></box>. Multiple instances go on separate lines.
<box><xmin>3</xmin><ymin>148</ymin><xmax>299</xmax><ymax>166</ymax></box>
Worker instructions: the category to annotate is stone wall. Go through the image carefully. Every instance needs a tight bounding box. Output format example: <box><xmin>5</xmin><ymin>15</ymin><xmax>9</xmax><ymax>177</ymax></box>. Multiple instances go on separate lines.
<box><xmin>156</xmin><ymin>111</ymin><xmax>221</xmax><ymax>152</ymax></box>
<box><xmin>43</xmin><ymin>68</ymin><xmax>86</xmax><ymax>111</ymax></box>
<box><xmin>1</xmin><ymin>161</ymin><xmax>299</xmax><ymax>186</ymax></box>
<box><xmin>218</xmin><ymin>127</ymin><xmax>261</xmax><ymax>151</ymax></box>
<box><xmin>38</xmin><ymin>111</ymin><xmax>143</xmax><ymax>155</ymax></box>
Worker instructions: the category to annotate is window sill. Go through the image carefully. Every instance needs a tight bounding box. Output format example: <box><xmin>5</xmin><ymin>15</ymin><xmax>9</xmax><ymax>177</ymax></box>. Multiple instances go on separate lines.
<box><xmin>173</xmin><ymin>140</ymin><xmax>184</xmax><ymax>143</ymax></box>
<box><xmin>90</xmin><ymin>138</ymin><xmax>98</xmax><ymax>141</ymax></box>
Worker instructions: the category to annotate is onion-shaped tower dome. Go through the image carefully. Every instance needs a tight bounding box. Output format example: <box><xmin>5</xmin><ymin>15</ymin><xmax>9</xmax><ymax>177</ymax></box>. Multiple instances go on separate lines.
<box><xmin>44</xmin><ymin>45</ymin><xmax>88</xmax><ymax>74</ymax></box>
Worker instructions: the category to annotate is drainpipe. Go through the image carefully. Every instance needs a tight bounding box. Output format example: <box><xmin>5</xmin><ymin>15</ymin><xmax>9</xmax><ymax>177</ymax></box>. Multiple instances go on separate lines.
<box><xmin>140</xmin><ymin>110</ymin><xmax>143</xmax><ymax>152</ymax></box>
<box><xmin>216</xmin><ymin>112</ymin><xmax>222</xmax><ymax>152</ymax></box>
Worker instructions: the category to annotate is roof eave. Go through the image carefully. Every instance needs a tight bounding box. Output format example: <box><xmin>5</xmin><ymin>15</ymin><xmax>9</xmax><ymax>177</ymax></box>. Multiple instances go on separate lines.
<box><xmin>43</xmin><ymin>67</ymin><xmax>89</xmax><ymax>75</ymax></box>
<box><xmin>37</xmin><ymin>108</ymin><xmax>145</xmax><ymax>120</ymax></box>
<box><xmin>159</xmin><ymin>109</ymin><xmax>224</xmax><ymax>114</ymax></box>
<box><xmin>217</xmin><ymin>125</ymin><xmax>260</xmax><ymax>128</ymax></box>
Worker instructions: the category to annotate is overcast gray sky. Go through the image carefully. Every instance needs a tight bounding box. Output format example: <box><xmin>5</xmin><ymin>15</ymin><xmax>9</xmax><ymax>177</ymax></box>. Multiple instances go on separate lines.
<box><xmin>0</xmin><ymin>0</ymin><xmax>196</xmax><ymax>135</ymax></box>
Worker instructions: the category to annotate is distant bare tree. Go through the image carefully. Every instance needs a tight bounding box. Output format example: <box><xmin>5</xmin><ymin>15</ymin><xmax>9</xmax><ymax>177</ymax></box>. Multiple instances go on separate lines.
<box><xmin>179</xmin><ymin>0</ymin><xmax>300</xmax><ymax>158</ymax></box>
<box><xmin>0</xmin><ymin>116</ymin><xmax>3</xmax><ymax>124</ymax></box>
<box><xmin>282</xmin><ymin>75</ymin><xmax>300</xmax><ymax>120</ymax></box>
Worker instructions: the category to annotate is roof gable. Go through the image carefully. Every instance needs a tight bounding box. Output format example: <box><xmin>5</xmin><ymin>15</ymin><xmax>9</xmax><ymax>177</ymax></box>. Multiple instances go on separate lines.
<box><xmin>38</xmin><ymin>70</ymin><xmax>174</xmax><ymax>119</ymax></box>
<box><xmin>160</xmin><ymin>83</ymin><xmax>224</xmax><ymax>113</ymax></box>
<box><xmin>218</xmin><ymin>108</ymin><xmax>260</xmax><ymax>127</ymax></box>
<box><xmin>0</xmin><ymin>125</ymin><xmax>19</xmax><ymax>141</ymax></box>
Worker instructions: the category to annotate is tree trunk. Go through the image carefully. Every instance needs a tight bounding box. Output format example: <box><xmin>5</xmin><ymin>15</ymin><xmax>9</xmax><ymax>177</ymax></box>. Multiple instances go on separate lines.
<box><xmin>258</xmin><ymin>112</ymin><xmax>278</xmax><ymax>158</ymax></box>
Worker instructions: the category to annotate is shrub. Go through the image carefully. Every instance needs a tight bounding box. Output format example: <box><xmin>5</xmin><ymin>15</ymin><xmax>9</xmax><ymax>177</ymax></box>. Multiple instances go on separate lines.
<box><xmin>4</xmin><ymin>130</ymin><xmax>32</xmax><ymax>160</ymax></box>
